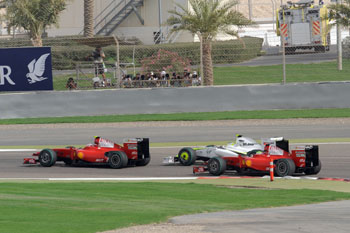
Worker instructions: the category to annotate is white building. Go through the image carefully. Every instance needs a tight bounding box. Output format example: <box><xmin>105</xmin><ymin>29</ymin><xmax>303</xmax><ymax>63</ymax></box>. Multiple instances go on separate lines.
<box><xmin>1</xmin><ymin>0</ymin><xmax>337</xmax><ymax>44</ymax></box>
<box><xmin>47</xmin><ymin>0</ymin><xmax>194</xmax><ymax>44</ymax></box>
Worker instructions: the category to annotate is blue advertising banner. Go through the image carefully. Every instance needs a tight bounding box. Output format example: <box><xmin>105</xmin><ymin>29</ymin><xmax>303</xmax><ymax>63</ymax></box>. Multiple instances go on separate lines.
<box><xmin>0</xmin><ymin>47</ymin><xmax>53</xmax><ymax>92</ymax></box>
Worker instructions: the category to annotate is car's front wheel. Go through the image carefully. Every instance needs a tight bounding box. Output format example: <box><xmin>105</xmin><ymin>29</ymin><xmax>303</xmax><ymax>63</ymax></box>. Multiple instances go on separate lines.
<box><xmin>208</xmin><ymin>157</ymin><xmax>226</xmax><ymax>176</ymax></box>
<box><xmin>39</xmin><ymin>149</ymin><xmax>57</xmax><ymax>167</ymax></box>
<box><xmin>178</xmin><ymin>148</ymin><xmax>196</xmax><ymax>166</ymax></box>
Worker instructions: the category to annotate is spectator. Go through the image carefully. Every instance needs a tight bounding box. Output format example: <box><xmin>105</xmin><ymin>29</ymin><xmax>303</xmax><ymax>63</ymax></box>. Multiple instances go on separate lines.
<box><xmin>175</xmin><ymin>75</ymin><xmax>181</xmax><ymax>87</ymax></box>
<box><xmin>171</xmin><ymin>72</ymin><xmax>176</xmax><ymax>86</ymax></box>
<box><xmin>165</xmin><ymin>73</ymin><xmax>170</xmax><ymax>87</ymax></box>
<box><xmin>192</xmin><ymin>71</ymin><xmax>199</xmax><ymax>86</ymax></box>
<box><xmin>160</xmin><ymin>70</ymin><xmax>167</xmax><ymax>87</ymax></box>
<box><xmin>146</xmin><ymin>72</ymin><xmax>152</xmax><ymax>87</ymax></box>
<box><xmin>91</xmin><ymin>46</ymin><xmax>106</xmax><ymax>83</ymax></box>
<box><xmin>198</xmin><ymin>73</ymin><xmax>202</xmax><ymax>85</ymax></box>
<box><xmin>66</xmin><ymin>77</ymin><xmax>77</xmax><ymax>90</ymax></box>
<box><xmin>148</xmin><ymin>72</ymin><xmax>154</xmax><ymax>87</ymax></box>
<box><xmin>92</xmin><ymin>76</ymin><xmax>101</xmax><ymax>89</ymax></box>
<box><xmin>122</xmin><ymin>74</ymin><xmax>132</xmax><ymax>88</ymax></box>
<box><xmin>140</xmin><ymin>74</ymin><xmax>146</xmax><ymax>87</ymax></box>
<box><xmin>134</xmin><ymin>73</ymin><xmax>141</xmax><ymax>88</ymax></box>
<box><xmin>153</xmin><ymin>73</ymin><xmax>159</xmax><ymax>87</ymax></box>
<box><xmin>126</xmin><ymin>75</ymin><xmax>132</xmax><ymax>88</ymax></box>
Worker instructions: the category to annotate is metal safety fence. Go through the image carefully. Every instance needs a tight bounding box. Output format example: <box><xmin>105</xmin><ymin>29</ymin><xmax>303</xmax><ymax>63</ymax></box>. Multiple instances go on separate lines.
<box><xmin>1</xmin><ymin>32</ymin><xmax>350</xmax><ymax>91</ymax></box>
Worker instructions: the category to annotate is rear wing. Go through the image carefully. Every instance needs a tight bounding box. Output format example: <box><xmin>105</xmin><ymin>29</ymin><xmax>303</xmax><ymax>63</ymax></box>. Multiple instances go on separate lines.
<box><xmin>137</xmin><ymin>138</ymin><xmax>150</xmax><ymax>160</ymax></box>
<box><xmin>305</xmin><ymin>145</ymin><xmax>319</xmax><ymax>167</ymax></box>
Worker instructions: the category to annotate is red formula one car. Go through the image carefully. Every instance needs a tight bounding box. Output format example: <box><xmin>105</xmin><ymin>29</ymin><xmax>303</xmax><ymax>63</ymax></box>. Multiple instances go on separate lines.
<box><xmin>24</xmin><ymin>137</ymin><xmax>150</xmax><ymax>169</ymax></box>
<box><xmin>193</xmin><ymin>137</ymin><xmax>321</xmax><ymax>177</ymax></box>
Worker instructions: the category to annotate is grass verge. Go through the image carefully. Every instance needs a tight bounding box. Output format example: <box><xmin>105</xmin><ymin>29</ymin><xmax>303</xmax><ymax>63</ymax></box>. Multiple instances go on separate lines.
<box><xmin>214</xmin><ymin>60</ymin><xmax>350</xmax><ymax>85</ymax></box>
<box><xmin>1</xmin><ymin>182</ymin><xmax>350</xmax><ymax>233</ymax></box>
<box><xmin>1</xmin><ymin>108</ymin><xmax>350</xmax><ymax>125</ymax></box>
<box><xmin>1</xmin><ymin>138</ymin><xmax>350</xmax><ymax>150</ymax></box>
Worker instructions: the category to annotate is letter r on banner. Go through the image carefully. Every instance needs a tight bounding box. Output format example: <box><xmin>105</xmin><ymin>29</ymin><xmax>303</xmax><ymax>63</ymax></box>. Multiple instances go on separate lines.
<box><xmin>0</xmin><ymin>66</ymin><xmax>15</xmax><ymax>85</ymax></box>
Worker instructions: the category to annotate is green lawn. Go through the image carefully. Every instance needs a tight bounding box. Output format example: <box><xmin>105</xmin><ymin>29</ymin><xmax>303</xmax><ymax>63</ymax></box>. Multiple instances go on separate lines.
<box><xmin>53</xmin><ymin>60</ymin><xmax>350</xmax><ymax>90</ymax></box>
<box><xmin>1</xmin><ymin>108</ymin><xmax>350</xmax><ymax>125</ymax></box>
<box><xmin>53</xmin><ymin>72</ymin><xmax>117</xmax><ymax>91</ymax></box>
<box><xmin>1</xmin><ymin>182</ymin><xmax>349</xmax><ymax>233</ymax></box>
<box><xmin>214</xmin><ymin>60</ymin><xmax>350</xmax><ymax>85</ymax></box>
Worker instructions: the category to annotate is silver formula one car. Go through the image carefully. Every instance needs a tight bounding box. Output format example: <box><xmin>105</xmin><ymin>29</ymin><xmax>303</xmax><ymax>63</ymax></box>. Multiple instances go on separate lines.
<box><xmin>163</xmin><ymin>135</ymin><xmax>264</xmax><ymax>166</ymax></box>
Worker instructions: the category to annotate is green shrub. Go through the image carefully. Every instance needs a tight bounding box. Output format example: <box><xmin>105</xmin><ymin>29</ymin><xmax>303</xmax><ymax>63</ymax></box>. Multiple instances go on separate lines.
<box><xmin>0</xmin><ymin>36</ymin><xmax>263</xmax><ymax>70</ymax></box>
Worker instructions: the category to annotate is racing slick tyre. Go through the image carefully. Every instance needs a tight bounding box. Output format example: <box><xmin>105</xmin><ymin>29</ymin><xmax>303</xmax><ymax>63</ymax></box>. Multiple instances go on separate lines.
<box><xmin>274</xmin><ymin>159</ymin><xmax>295</xmax><ymax>177</ymax></box>
<box><xmin>136</xmin><ymin>157</ymin><xmax>151</xmax><ymax>166</ymax></box>
<box><xmin>178</xmin><ymin>148</ymin><xmax>196</xmax><ymax>166</ymax></box>
<box><xmin>208</xmin><ymin>157</ymin><xmax>227</xmax><ymax>176</ymax></box>
<box><xmin>39</xmin><ymin>149</ymin><xmax>57</xmax><ymax>167</ymax></box>
<box><xmin>108</xmin><ymin>151</ymin><xmax>128</xmax><ymax>169</ymax></box>
<box><xmin>304</xmin><ymin>160</ymin><xmax>322</xmax><ymax>175</ymax></box>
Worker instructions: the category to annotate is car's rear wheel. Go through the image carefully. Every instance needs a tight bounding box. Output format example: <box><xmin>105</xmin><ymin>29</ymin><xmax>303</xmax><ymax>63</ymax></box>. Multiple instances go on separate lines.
<box><xmin>274</xmin><ymin>159</ymin><xmax>295</xmax><ymax>177</ymax></box>
<box><xmin>39</xmin><ymin>149</ymin><xmax>57</xmax><ymax>167</ymax></box>
<box><xmin>108</xmin><ymin>151</ymin><xmax>128</xmax><ymax>169</ymax></box>
<box><xmin>208</xmin><ymin>157</ymin><xmax>226</xmax><ymax>176</ymax></box>
<box><xmin>178</xmin><ymin>148</ymin><xmax>196</xmax><ymax>166</ymax></box>
<box><xmin>305</xmin><ymin>160</ymin><xmax>322</xmax><ymax>175</ymax></box>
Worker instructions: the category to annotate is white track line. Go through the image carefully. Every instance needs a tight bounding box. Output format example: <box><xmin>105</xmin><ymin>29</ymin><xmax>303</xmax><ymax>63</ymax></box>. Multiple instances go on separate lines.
<box><xmin>2</xmin><ymin>142</ymin><xmax>350</xmax><ymax>152</ymax></box>
<box><xmin>0</xmin><ymin>149</ymin><xmax>38</xmax><ymax>152</ymax></box>
<box><xmin>0</xmin><ymin>176</ymin><xmax>320</xmax><ymax>181</ymax></box>
<box><xmin>49</xmin><ymin>177</ymin><xmax>198</xmax><ymax>181</ymax></box>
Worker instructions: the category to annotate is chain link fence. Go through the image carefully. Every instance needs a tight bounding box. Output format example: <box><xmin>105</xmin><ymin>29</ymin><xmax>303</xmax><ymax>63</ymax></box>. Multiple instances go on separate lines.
<box><xmin>0</xmin><ymin>35</ymin><xmax>263</xmax><ymax>90</ymax></box>
<box><xmin>0</xmin><ymin>0</ymin><xmax>349</xmax><ymax>91</ymax></box>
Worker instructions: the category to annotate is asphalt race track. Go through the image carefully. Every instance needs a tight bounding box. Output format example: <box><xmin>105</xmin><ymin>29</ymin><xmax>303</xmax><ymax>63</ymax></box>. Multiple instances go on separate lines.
<box><xmin>0</xmin><ymin>144</ymin><xmax>349</xmax><ymax>179</ymax></box>
<box><xmin>1</xmin><ymin>119</ymin><xmax>350</xmax><ymax>233</ymax></box>
<box><xmin>0</xmin><ymin>119</ymin><xmax>349</xmax><ymax>179</ymax></box>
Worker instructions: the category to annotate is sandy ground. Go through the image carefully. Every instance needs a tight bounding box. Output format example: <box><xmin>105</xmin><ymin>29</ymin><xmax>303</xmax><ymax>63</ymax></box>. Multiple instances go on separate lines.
<box><xmin>98</xmin><ymin>223</ymin><xmax>204</xmax><ymax>233</ymax></box>
<box><xmin>2</xmin><ymin>118</ymin><xmax>350</xmax><ymax>130</ymax></box>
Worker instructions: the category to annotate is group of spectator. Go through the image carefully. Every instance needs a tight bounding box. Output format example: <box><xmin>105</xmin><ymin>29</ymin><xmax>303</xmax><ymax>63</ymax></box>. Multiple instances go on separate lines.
<box><xmin>121</xmin><ymin>70</ymin><xmax>201</xmax><ymax>88</ymax></box>
<box><xmin>66</xmin><ymin>46</ymin><xmax>202</xmax><ymax>90</ymax></box>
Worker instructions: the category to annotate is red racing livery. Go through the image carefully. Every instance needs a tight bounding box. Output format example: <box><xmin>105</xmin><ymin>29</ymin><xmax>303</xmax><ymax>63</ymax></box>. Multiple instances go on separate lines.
<box><xmin>193</xmin><ymin>138</ymin><xmax>321</xmax><ymax>177</ymax></box>
<box><xmin>24</xmin><ymin>137</ymin><xmax>150</xmax><ymax>169</ymax></box>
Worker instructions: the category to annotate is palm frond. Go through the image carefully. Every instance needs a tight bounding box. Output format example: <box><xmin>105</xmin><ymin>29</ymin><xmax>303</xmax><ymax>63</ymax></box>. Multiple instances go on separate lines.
<box><xmin>328</xmin><ymin>0</ymin><xmax>350</xmax><ymax>26</ymax></box>
<box><xmin>167</xmin><ymin>0</ymin><xmax>253</xmax><ymax>38</ymax></box>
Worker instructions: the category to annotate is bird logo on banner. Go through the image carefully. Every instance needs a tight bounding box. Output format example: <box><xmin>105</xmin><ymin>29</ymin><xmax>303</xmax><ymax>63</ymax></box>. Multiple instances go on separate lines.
<box><xmin>26</xmin><ymin>53</ymin><xmax>50</xmax><ymax>84</ymax></box>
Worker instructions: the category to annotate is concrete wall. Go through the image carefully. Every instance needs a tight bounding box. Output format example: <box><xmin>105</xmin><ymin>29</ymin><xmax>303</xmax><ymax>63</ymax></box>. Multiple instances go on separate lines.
<box><xmin>1</xmin><ymin>83</ymin><xmax>349</xmax><ymax>119</ymax></box>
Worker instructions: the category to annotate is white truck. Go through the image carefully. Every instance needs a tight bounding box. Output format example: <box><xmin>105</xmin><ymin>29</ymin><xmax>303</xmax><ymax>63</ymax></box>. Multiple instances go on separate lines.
<box><xmin>276</xmin><ymin>0</ymin><xmax>330</xmax><ymax>53</ymax></box>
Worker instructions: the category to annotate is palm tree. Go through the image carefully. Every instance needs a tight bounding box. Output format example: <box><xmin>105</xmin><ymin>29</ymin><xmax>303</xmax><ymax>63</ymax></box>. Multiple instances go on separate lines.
<box><xmin>167</xmin><ymin>0</ymin><xmax>252</xmax><ymax>85</ymax></box>
<box><xmin>328</xmin><ymin>0</ymin><xmax>350</xmax><ymax>27</ymax></box>
<box><xmin>4</xmin><ymin>0</ymin><xmax>66</xmax><ymax>46</ymax></box>
<box><xmin>84</xmin><ymin>0</ymin><xmax>94</xmax><ymax>38</ymax></box>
